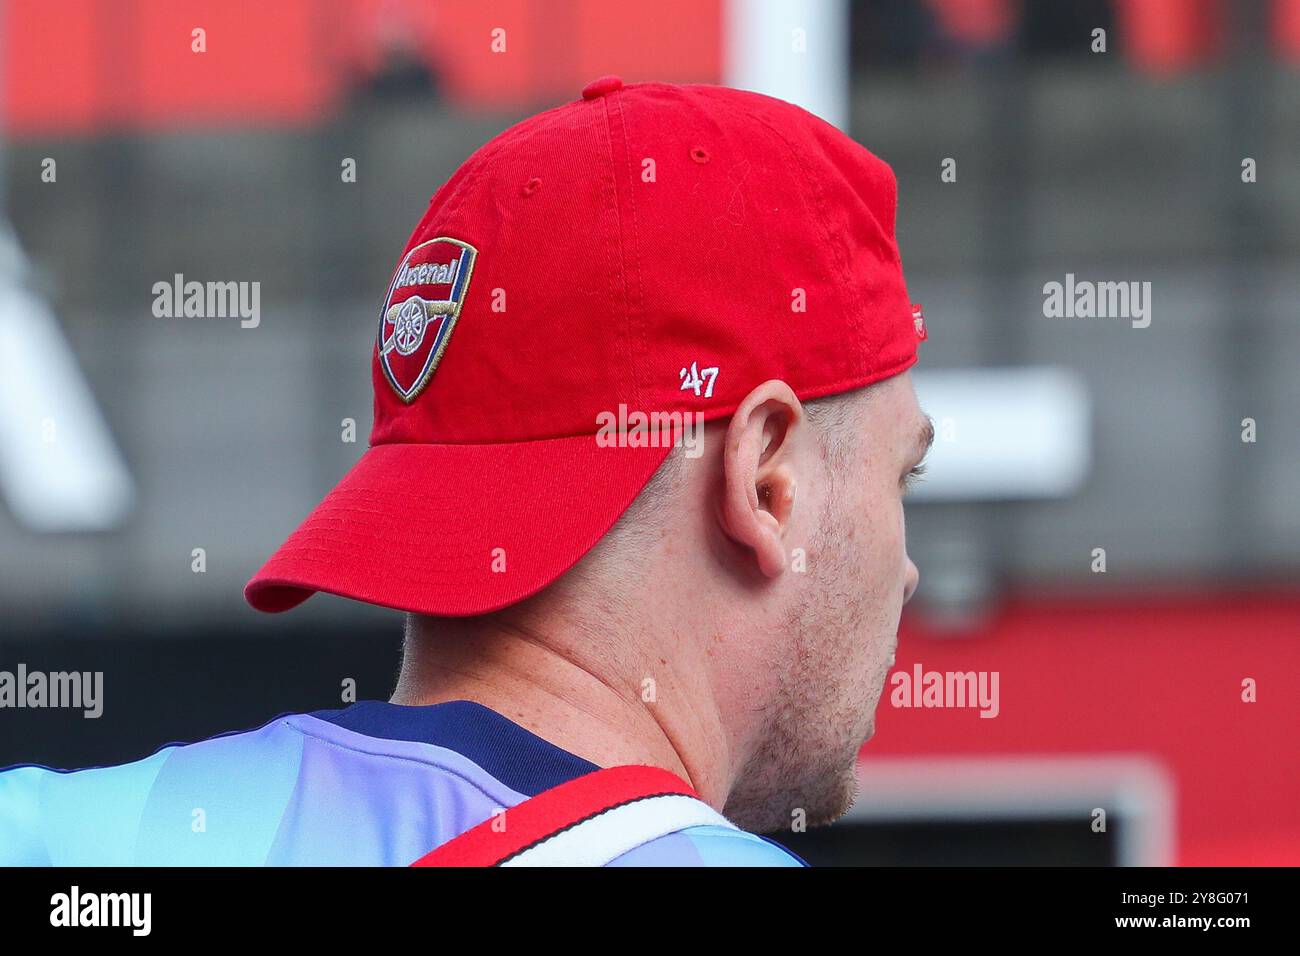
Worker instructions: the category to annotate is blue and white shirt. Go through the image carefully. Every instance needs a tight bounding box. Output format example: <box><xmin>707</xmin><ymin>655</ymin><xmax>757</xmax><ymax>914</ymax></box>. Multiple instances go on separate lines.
<box><xmin>0</xmin><ymin>700</ymin><xmax>805</xmax><ymax>866</ymax></box>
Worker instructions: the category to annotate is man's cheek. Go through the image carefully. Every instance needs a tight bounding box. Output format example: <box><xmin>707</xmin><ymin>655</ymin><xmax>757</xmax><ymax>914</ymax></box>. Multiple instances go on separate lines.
<box><xmin>864</xmin><ymin>504</ymin><xmax>905</xmax><ymax>593</ymax></box>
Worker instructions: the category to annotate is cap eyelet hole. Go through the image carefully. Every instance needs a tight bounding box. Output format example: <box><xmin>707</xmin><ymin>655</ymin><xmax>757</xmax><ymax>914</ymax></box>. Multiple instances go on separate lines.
<box><xmin>522</xmin><ymin>177</ymin><xmax>542</xmax><ymax>197</ymax></box>
<box><xmin>690</xmin><ymin>146</ymin><xmax>710</xmax><ymax>164</ymax></box>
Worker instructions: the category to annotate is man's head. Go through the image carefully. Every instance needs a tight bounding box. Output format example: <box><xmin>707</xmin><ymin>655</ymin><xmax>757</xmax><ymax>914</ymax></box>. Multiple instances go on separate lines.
<box><xmin>407</xmin><ymin>372</ymin><xmax>930</xmax><ymax>831</ymax></box>
<box><xmin>246</xmin><ymin>78</ymin><xmax>930</xmax><ymax>830</ymax></box>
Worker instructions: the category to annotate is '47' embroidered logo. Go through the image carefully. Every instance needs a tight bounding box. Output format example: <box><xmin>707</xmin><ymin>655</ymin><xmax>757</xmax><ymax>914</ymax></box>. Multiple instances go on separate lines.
<box><xmin>679</xmin><ymin>362</ymin><xmax>718</xmax><ymax>399</ymax></box>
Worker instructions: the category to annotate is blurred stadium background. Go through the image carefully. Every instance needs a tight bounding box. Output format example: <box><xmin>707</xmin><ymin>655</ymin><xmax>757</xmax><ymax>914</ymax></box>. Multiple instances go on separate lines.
<box><xmin>0</xmin><ymin>0</ymin><xmax>1296</xmax><ymax>865</ymax></box>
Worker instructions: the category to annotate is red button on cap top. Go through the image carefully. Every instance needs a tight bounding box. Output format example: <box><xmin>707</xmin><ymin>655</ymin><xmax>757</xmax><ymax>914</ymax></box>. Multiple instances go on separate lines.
<box><xmin>582</xmin><ymin>75</ymin><xmax>624</xmax><ymax>100</ymax></box>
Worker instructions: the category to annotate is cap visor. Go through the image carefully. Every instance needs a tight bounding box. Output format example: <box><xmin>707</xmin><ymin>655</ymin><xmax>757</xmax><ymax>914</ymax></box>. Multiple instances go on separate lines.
<box><xmin>245</xmin><ymin>435</ymin><xmax>675</xmax><ymax>617</ymax></box>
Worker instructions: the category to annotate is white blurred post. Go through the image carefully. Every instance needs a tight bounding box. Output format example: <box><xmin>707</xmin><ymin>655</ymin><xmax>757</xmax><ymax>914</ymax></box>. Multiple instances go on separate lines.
<box><xmin>0</xmin><ymin>16</ymin><xmax>135</xmax><ymax>533</ymax></box>
<box><xmin>724</xmin><ymin>0</ymin><xmax>851</xmax><ymax>129</ymax></box>
<box><xmin>0</xmin><ymin>242</ymin><xmax>135</xmax><ymax>532</ymax></box>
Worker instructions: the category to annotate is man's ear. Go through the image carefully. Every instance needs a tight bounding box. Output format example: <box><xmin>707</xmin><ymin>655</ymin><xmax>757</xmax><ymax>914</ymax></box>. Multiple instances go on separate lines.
<box><xmin>718</xmin><ymin>380</ymin><xmax>804</xmax><ymax>578</ymax></box>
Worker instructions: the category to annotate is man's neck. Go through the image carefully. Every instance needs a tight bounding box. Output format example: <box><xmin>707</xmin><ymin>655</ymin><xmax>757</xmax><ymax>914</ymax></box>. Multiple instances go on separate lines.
<box><xmin>390</xmin><ymin>614</ymin><xmax>734</xmax><ymax>810</ymax></box>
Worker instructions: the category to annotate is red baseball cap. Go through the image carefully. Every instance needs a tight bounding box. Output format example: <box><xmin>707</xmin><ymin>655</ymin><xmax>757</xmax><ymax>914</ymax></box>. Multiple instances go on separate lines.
<box><xmin>245</xmin><ymin>77</ymin><xmax>924</xmax><ymax>617</ymax></box>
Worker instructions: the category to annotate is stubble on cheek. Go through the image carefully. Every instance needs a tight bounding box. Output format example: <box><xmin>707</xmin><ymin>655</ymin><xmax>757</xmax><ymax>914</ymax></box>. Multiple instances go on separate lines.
<box><xmin>837</xmin><ymin>496</ymin><xmax>913</xmax><ymax>783</ymax></box>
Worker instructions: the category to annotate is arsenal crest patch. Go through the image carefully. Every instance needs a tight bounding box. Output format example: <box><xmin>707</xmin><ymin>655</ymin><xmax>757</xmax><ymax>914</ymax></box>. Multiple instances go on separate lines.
<box><xmin>377</xmin><ymin>237</ymin><xmax>477</xmax><ymax>402</ymax></box>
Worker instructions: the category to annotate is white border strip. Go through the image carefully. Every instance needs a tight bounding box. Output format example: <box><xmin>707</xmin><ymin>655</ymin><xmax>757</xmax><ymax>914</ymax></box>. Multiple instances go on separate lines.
<box><xmin>503</xmin><ymin>794</ymin><xmax>735</xmax><ymax>867</ymax></box>
<box><xmin>0</xmin><ymin>277</ymin><xmax>134</xmax><ymax>531</ymax></box>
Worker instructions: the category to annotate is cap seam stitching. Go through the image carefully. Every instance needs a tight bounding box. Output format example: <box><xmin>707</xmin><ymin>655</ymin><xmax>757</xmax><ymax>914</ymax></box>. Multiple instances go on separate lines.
<box><xmin>738</xmin><ymin>109</ymin><xmax>871</xmax><ymax>382</ymax></box>
<box><xmin>426</xmin><ymin>108</ymin><xmax>580</xmax><ymax>230</ymax></box>
<box><xmin>595</xmin><ymin>94</ymin><xmax>639</xmax><ymax>412</ymax></box>
<box><xmin>612</xmin><ymin>90</ymin><xmax>649</xmax><ymax>411</ymax></box>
